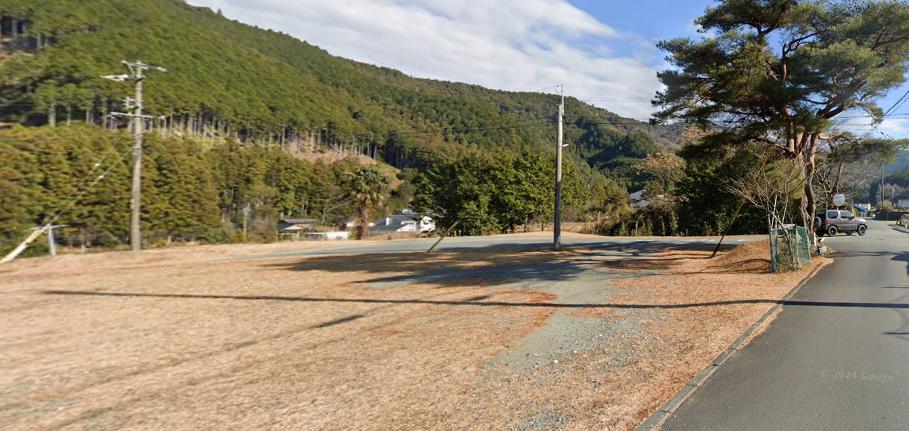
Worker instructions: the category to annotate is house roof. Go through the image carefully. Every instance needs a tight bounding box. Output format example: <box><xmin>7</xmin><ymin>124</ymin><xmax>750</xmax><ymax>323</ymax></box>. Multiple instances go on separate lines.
<box><xmin>280</xmin><ymin>218</ymin><xmax>317</xmax><ymax>225</ymax></box>
<box><xmin>279</xmin><ymin>225</ymin><xmax>307</xmax><ymax>232</ymax></box>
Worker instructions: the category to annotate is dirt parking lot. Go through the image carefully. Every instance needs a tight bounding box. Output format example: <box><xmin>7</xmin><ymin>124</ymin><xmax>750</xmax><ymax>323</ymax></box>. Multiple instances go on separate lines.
<box><xmin>0</xmin><ymin>233</ymin><xmax>827</xmax><ymax>430</ymax></box>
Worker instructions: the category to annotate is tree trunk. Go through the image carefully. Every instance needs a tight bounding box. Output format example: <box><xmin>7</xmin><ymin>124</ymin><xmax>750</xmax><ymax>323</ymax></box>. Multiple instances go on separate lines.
<box><xmin>48</xmin><ymin>102</ymin><xmax>56</xmax><ymax>127</ymax></box>
<box><xmin>280</xmin><ymin>127</ymin><xmax>286</xmax><ymax>150</ymax></box>
<box><xmin>794</xmin><ymin>136</ymin><xmax>819</xmax><ymax>244</ymax></box>
<box><xmin>101</xmin><ymin>99</ymin><xmax>108</xmax><ymax>128</ymax></box>
<box><xmin>805</xmin><ymin>139</ymin><xmax>818</xmax><ymax>222</ymax></box>
<box><xmin>357</xmin><ymin>207</ymin><xmax>370</xmax><ymax>240</ymax></box>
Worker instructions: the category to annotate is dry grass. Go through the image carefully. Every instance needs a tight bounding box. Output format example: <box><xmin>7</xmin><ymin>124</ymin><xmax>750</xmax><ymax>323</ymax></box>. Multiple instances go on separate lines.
<box><xmin>601</xmin><ymin>241</ymin><xmax>831</xmax><ymax>428</ymax></box>
<box><xmin>0</xmin><ymin>237</ymin><xmax>828</xmax><ymax>430</ymax></box>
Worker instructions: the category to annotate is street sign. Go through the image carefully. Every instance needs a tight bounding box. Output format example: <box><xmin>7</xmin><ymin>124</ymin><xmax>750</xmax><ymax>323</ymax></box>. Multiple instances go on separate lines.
<box><xmin>833</xmin><ymin>194</ymin><xmax>846</xmax><ymax>206</ymax></box>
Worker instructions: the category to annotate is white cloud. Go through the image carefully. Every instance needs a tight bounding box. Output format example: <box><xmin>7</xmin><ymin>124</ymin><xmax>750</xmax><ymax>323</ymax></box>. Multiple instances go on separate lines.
<box><xmin>189</xmin><ymin>0</ymin><xmax>664</xmax><ymax>119</ymax></box>
<box><xmin>836</xmin><ymin>116</ymin><xmax>909</xmax><ymax>138</ymax></box>
<box><xmin>878</xmin><ymin>118</ymin><xmax>909</xmax><ymax>137</ymax></box>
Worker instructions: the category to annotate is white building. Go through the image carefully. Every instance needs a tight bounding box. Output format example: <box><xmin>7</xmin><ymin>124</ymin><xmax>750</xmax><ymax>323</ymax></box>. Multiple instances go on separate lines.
<box><xmin>629</xmin><ymin>190</ymin><xmax>651</xmax><ymax>209</ymax></box>
<box><xmin>370</xmin><ymin>212</ymin><xmax>435</xmax><ymax>234</ymax></box>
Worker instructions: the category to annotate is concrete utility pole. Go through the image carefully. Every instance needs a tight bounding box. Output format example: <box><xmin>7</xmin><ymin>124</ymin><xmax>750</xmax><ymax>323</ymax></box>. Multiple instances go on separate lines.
<box><xmin>47</xmin><ymin>224</ymin><xmax>67</xmax><ymax>257</ymax></box>
<box><xmin>881</xmin><ymin>161</ymin><xmax>885</xmax><ymax>210</ymax></box>
<box><xmin>554</xmin><ymin>84</ymin><xmax>565</xmax><ymax>250</ymax></box>
<box><xmin>130</xmin><ymin>65</ymin><xmax>144</xmax><ymax>252</ymax></box>
<box><xmin>242</xmin><ymin>204</ymin><xmax>251</xmax><ymax>241</ymax></box>
<box><xmin>104</xmin><ymin>61</ymin><xmax>166</xmax><ymax>251</ymax></box>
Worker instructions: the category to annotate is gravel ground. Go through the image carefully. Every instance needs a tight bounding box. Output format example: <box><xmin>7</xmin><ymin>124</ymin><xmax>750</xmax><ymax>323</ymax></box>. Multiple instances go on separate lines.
<box><xmin>0</xmin><ymin>234</ymin><xmax>826</xmax><ymax>430</ymax></box>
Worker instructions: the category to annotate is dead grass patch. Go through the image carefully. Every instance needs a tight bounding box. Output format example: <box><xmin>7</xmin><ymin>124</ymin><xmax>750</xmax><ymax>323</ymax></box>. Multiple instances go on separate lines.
<box><xmin>0</xmin><ymin>236</ymin><xmax>829</xmax><ymax>431</ymax></box>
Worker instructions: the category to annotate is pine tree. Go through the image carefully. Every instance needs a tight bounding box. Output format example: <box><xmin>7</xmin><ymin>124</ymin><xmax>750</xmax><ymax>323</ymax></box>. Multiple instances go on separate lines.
<box><xmin>656</xmin><ymin>0</ymin><xmax>909</xmax><ymax>230</ymax></box>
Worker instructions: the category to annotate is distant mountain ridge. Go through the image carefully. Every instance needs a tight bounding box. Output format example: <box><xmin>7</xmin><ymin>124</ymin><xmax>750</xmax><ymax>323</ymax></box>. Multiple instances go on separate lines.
<box><xmin>0</xmin><ymin>0</ymin><xmax>680</xmax><ymax>179</ymax></box>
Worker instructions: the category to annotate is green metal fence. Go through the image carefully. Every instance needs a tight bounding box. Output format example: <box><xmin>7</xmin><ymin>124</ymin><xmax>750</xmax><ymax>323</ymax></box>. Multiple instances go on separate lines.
<box><xmin>769</xmin><ymin>226</ymin><xmax>812</xmax><ymax>272</ymax></box>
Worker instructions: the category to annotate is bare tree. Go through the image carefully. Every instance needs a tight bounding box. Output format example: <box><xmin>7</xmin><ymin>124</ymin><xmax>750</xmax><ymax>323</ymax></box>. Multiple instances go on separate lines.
<box><xmin>728</xmin><ymin>146</ymin><xmax>807</xmax><ymax>271</ymax></box>
<box><xmin>814</xmin><ymin>136</ymin><xmax>906</xmax><ymax>207</ymax></box>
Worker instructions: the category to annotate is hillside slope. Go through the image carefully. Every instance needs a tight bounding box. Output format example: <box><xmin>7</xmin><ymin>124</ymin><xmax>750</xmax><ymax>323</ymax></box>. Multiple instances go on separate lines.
<box><xmin>0</xmin><ymin>0</ymin><xmax>678</xmax><ymax>178</ymax></box>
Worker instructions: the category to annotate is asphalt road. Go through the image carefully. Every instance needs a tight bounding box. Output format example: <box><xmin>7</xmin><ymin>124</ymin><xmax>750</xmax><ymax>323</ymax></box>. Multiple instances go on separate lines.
<box><xmin>662</xmin><ymin>219</ymin><xmax>909</xmax><ymax>430</ymax></box>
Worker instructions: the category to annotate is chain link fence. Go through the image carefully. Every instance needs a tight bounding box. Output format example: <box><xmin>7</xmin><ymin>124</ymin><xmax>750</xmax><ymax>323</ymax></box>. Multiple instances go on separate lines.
<box><xmin>769</xmin><ymin>226</ymin><xmax>812</xmax><ymax>272</ymax></box>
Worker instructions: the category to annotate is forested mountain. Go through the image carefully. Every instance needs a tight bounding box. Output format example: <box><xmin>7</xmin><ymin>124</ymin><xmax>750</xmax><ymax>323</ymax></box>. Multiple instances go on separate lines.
<box><xmin>0</xmin><ymin>0</ymin><xmax>677</xmax><ymax>175</ymax></box>
<box><xmin>0</xmin><ymin>0</ymin><xmax>690</xmax><ymax>254</ymax></box>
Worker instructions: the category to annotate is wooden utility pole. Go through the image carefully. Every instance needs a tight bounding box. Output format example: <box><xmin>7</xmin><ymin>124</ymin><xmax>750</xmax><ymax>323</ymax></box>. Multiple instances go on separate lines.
<box><xmin>104</xmin><ymin>61</ymin><xmax>166</xmax><ymax>251</ymax></box>
<box><xmin>554</xmin><ymin>84</ymin><xmax>565</xmax><ymax>250</ymax></box>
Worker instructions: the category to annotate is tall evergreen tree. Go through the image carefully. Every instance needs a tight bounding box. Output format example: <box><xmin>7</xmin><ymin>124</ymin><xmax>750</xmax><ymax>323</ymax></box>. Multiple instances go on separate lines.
<box><xmin>656</xmin><ymin>0</ymin><xmax>909</xmax><ymax>230</ymax></box>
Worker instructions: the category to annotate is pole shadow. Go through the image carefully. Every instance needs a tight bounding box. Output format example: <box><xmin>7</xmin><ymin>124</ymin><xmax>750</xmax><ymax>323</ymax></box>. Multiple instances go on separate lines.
<box><xmin>42</xmin><ymin>289</ymin><xmax>909</xmax><ymax>310</ymax></box>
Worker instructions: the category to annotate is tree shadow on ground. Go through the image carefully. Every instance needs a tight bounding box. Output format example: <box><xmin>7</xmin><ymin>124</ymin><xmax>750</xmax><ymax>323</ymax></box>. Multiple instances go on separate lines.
<box><xmin>597</xmin><ymin>253</ymin><xmax>709</xmax><ymax>272</ymax></box>
<box><xmin>687</xmin><ymin>258</ymin><xmax>771</xmax><ymax>275</ymax></box>
<box><xmin>832</xmin><ymin>251</ymin><xmax>908</xmax><ymax>258</ymax></box>
<box><xmin>596</xmin><ymin>250</ymin><xmax>768</xmax><ymax>275</ymax></box>
<box><xmin>261</xmin><ymin>241</ymin><xmax>731</xmax><ymax>289</ymax></box>
<box><xmin>888</xmin><ymin>225</ymin><xmax>909</xmax><ymax>235</ymax></box>
<box><xmin>430</xmin><ymin>240</ymin><xmax>733</xmax><ymax>256</ymax></box>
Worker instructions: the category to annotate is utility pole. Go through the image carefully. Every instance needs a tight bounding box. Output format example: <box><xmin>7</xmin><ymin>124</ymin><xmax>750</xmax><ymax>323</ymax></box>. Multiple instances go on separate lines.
<box><xmin>47</xmin><ymin>224</ymin><xmax>67</xmax><ymax>257</ymax></box>
<box><xmin>554</xmin><ymin>84</ymin><xmax>565</xmax><ymax>250</ymax></box>
<box><xmin>130</xmin><ymin>65</ymin><xmax>144</xmax><ymax>252</ymax></box>
<box><xmin>881</xmin><ymin>161</ymin><xmax>885</xmax><ymax>210</ymax></box>
<box><xmin>242</xmin><ymin>204</ymin><xmax>251</xmax><ymax>241</ymax></box>
<box><xmin>104</xmin><ymin>61</ymin><xmax>166</xmax><ymax>251</ymax></box>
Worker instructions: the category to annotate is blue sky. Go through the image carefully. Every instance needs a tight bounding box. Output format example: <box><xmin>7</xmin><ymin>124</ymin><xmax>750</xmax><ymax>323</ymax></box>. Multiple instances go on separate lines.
<box><xmin>574</xmin><ymin>0</ymin><xmax>909</xmax><ymax>138</ymax></box>
<box><xmin>570</xmin><ymin>0</ymin><xmax>711</xmax><ymax>46</ymax></box>
<box><xmin>192</xmin><ymin>0</ymin><xmax>908</xmax><ymax>137</ymax></box>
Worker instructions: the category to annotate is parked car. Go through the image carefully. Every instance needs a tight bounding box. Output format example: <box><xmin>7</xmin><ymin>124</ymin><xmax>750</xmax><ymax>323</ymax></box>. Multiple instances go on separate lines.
<box><xmin>815</xmin><ymin>210</ymin><xmax>868</xmax><ymax>236</ymax></box>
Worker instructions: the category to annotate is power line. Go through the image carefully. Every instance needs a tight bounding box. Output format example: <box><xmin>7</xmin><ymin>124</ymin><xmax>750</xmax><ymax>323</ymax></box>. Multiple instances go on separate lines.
<box><xmin>575</xmin><ymin>97</ymin><xmax>653</xmax><ymax>103</ymax></box>
<box><xmin>837</xmin><ymin>112</ymin><xmax>909</xmax><ymax>119</ymax></box>
<box><xmin>884</xmin><ymin>89</ymin><xmax>909</xmax><ymax>118</ymax></box>
<box><xmin>11</xmin><ymin>142</ymin><xmax>136</xmax><ymax>238</ymax></box>
<box><xmin>530</xmin><ymin>84</ymin><xmax>562</xmax><ymax>94</ymax></box>
<box><xmin>395</xmin><ymin>119</ymin><xmax>555</xmax><ymax>137</ymax></box>
<box><xmin>41</xmin><ymin>150</ymin><xmax>128</xmax><ymax>224</ymax></box>
<box><xmin>0</xmin><ymin>146</ymin><xmax>128</xmax><ymax>264</ymax></box>
<box><xmin>855</xmin><ymin>90</ymin><xmax>909</xmax><ymax>139</ymax></box>
<box><xmin>567</xmin><ymin>118</ymin><xmax>657</xmax><ymax>125</ymax></box>
<box><xmin>399</xmin><ymin>118</ymin><xmax>668</xmax><ymax>139</ymax></box>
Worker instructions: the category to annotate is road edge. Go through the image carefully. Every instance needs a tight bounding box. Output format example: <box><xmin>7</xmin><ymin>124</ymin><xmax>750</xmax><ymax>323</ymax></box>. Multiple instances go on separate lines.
<box><xmin>634</xmin><ymin>259</ymin><xmax>829</xmax><ymax>431</ymax></box>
